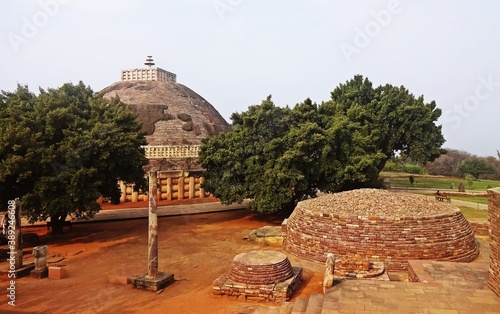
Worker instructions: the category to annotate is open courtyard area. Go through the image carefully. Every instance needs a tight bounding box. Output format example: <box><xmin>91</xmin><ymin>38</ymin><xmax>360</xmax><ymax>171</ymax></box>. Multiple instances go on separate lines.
<box><xmin>1</xmin><ymin>200</ymin><xmax>499</xmax><ymax>314</ymax></box>
<box><xmin>0</xmin><ymin>207</ymin><xmax>326</xmax><ymax>314</ymax></box>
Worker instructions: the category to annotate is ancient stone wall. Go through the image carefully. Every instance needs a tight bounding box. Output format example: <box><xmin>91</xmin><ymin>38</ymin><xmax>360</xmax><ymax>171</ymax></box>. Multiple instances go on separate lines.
<box><xmin>488</xmin><ymin>188</ymin><xmax>500</xmax><ymax>296</ymax></box>
<box><xmin>283</xmin><ymin>209</ymin><xmax>479</xmax><ymax>271</ymax></box>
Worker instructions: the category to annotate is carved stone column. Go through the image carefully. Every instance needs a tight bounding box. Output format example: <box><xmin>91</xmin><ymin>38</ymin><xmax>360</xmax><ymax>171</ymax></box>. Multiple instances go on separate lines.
<box><xmin>31</xmin><ymin>245</ymin><xmax>48</xmax><ymax>278</ymax></box>
<box><xmin>132</xmin><ymin>171</ymin><xmax>174</xmax><ymax>291</ymax></box>
<box><xmin>147</xmin><ymin>171</ymin><xmax>158</xmax><ymax>278</ymax></box>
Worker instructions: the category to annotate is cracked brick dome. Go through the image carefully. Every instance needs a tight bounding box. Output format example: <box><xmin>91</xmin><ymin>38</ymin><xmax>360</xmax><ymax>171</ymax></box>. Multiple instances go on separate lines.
<box><xmin>99</xmin><ymin>58</ymin><xmax>231</xmax><ymax>172</ymax></box>
<box><xmin>100</xmin><ymin>79</ymin><xmax>230</xmax><ymax>146</ymax></box>
<box><xmin>283</xmin><ymin>189</ymin><xmax>480</xmax><ymax>271</ymax></box>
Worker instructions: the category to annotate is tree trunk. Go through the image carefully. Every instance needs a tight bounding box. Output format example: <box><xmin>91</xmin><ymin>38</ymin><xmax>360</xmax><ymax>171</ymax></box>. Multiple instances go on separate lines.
<box><xmin>50</xmin><ymin>213</ymin><xmax>67</xmax><ymax>235</ymax></box>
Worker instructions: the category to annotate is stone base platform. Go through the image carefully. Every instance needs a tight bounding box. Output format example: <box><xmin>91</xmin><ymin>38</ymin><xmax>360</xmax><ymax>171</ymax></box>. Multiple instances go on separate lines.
<box><xmin>132</xmin><ymin>272</ymin><xmax>174</xmax><ymax>292</ymax></box>
<box><xmin>407</xmin><ymin>260</ymin><xmax>490</xmax><ymax>290</ymax></box>
<box><xmin>245</xmin><ymin>226</ymin><xmax>285</xmax><ymax>246</ymax></box>
<box><xmin>213</xmin><ymin>266</ymin><xmax>302</xmax><ymax>302</ymax></box>
<box><xmin>339</xmin><ymin>262</ymin><xmax>386</xmax><ymax>279</ymax></box>
<box><xmin>30</xmin><ymin>268</ymin><xmax>48</xmax><ymax>279</ymax></box>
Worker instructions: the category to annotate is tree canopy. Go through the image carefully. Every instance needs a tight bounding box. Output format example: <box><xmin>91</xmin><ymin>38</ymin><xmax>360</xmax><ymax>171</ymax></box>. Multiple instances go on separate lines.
<box><xmin>199</xmin><ymin>75</ymin><xmax>445</xmax><ymax>213</ymax></box>
<box><xmin>0</xmin><ymin>82</ymin><xmax>148</xmax><ymax>233</ymax></box>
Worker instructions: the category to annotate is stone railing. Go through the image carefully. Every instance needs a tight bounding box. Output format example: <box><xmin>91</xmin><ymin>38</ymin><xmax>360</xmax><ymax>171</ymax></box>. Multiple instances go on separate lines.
<box><xmin>121</xmin><ymin>67</ymin><xmax>176</xmax><ymax>82</ymax></box>
<box><xmin>142</xmin><ymin>145</ymin><xmax>201</xmax><ymax>159</ymax></box>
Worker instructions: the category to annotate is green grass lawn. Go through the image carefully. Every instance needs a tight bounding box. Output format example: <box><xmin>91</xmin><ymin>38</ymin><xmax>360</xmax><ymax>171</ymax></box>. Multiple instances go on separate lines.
<box><xmin>450</xmin><ymin>196</ymin><xmax>488</xmax><ymax>204</ymax></box>
<box><xmin>458</xmin><ymin>206</ymin><xmax>489</xmax><ymax>221</ymax></box>
<box><xmin>381</xmin><ymin>172</ymin><xmax>500</xmax><ymax>191</ymax></box>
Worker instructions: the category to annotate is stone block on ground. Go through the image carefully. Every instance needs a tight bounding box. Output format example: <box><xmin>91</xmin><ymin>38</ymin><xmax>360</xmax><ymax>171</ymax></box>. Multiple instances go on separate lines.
<box><xmin>108</xmin><ymin>275</ymin><xmax>132</xmax><ymax>285</ymax></box>
<box><xmin>49</xmin><ymin>266</ymin><xmax>68</xmax><ymax>279</ymax></box>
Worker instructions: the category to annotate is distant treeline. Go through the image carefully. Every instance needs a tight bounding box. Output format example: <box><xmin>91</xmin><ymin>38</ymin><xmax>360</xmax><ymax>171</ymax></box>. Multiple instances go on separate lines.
<box><xmin>424</xmin><ymin>148</ymin><xmax>500</xmax><ymax>180</ymax></box>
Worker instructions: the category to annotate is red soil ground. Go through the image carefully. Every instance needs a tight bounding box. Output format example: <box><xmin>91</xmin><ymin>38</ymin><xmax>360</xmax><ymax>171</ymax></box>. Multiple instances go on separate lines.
<box><xmin>0</xmin><ymin>204</ymin><xmax>324</xmax><ymax>314</ymax></box>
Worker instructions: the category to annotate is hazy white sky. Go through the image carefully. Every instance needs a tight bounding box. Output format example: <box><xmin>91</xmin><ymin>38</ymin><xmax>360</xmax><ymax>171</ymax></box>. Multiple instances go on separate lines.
<box><xmin>1</xmin><ymin>0</ymin><xmax>499</xmax><ymax>157</ymax></box>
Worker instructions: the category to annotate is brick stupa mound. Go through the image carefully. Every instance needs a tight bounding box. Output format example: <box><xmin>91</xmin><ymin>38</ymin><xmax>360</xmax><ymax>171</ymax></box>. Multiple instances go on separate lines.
<box><xmin>228</xmin><ymin>250</ymin><xmax>294</xmax><ymax>284</ymax></box>
<box><xmin>283</xmin><ymin>189</ymin><xmax>479</xmax><ymax>271</ymax></box>
<box><xmin>213</xmin><ymin>250</ymin><xmax>302</xmax><ymax>302</ymax></box>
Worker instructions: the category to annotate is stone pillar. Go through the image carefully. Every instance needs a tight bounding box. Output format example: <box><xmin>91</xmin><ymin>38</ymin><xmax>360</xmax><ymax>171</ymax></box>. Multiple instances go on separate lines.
<box><xmin>166</xmin><ymin>177</ymin><xmax>172</xmax><ymax>201</ymax></box>
<box><xmin>178</xmin><ymin>176</ymin><xmax>184</xmax><ymax>200</ymax></box>
<box><xmin>132</xmin><ymin>171</ymin><xmax>174</xmax><ymax>291</ymax></box>
<box><xmin>31</xmin><ymin>245</ymin><xmax>48</xmax><ymax>278</ymax></box>
<box><xmin>488</xmin><ymin>188</ymin><xmax>500</xmax><ymax>297</ymax></box>
<box><xmin>119</xmin><ymin>181</ymin><xmax>127</xmax><ymax>203</ymax></box>
<box><xmin>189</xmin><ymin>177</ymin><xmax>195</xmax><ymax>199</ymax></box>
<box><xmin>147</xmin><ymin>171</ymin><xmax>158</xmax><ymax>278</ymax></box>
<box><xmin>200</xmin><ymin>177</ymin><xmax>205</xmax><ymax>199</ymax></box>
<box><xmin>132</xmin><ymin>183</ymin><xmax>139</xmax><ymax>202</ymax></box>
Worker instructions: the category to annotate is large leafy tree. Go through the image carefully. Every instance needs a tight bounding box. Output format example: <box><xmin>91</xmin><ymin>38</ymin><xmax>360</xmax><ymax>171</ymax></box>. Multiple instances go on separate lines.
<box><xmin>199</xmin><ymin>76</ymin><xmax>445</xmax><ymax>214</ymax></box>
<box><xmin>322</xmin><ymin>75</ymin><xmax>445</xmax><ymax>172</ymax></box>
<box><xmin>199</xmin><ymin>96</ymin><xmax>385</xmax><ymax>213</ymax></box>
<box><xmin>0</xmin><ymin>82</ymin><xmax>148</xmax><ymax>233</ymax></box>
<box><xmin>200</xmin><ymin>97</ymin><xmax>326</xmax><ymax>213</ymax></box>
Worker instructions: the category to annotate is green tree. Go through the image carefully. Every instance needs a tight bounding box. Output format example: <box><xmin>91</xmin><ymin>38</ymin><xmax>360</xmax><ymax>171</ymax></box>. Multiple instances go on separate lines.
<box><xmin>0</xmin><ymin>82</ymin><xmax>148</xmax><ymax>234</ymax></box>
<box><xmin>458</xmin><ymin>157</ymin><xmax>496</xmax><ymax>180</ymax></box>
<box><xmin>200</xmin><ymin>97</ymin><xmax>326</xmax><ymax>213</ymax></box>
<box><xmin>199</xmin><ymin>75</ymin><xmax>445</xmax><ymax>214</ymax></box>
<box><xmin>199</xmin><ymin>96</ymin><xmax>384</xmax><ymax>213</ymax></box>
<box><xmin>322</xmin><ymin>75</ymin><xmax>445</xmax><ymax>172</ymax></box>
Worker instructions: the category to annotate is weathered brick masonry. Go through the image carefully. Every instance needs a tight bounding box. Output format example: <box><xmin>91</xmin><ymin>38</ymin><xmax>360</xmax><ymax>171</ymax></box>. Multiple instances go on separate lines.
<box><xmin>488</xmin><ymin>188</ymin><xmax>500</xmax><ymax>296</ymax></box>
<box><xmin>284</xmin><ymin>206</ymin><xmax>479</xmax><ymax>271</ymax></box>
<box><xmin>212</xmin><ymin>251</ymin><xmax>302</xmax><ymax>302</ymax></box>
<box><xmin>470</xmin><ymin>221</ymin><xmax>490</xmax><ymax>236</ymax></box>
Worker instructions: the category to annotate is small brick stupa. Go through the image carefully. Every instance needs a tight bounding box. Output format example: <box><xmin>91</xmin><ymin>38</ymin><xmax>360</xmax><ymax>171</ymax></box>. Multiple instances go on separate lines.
<box><xmin>213</xmin><ymin>250</ymin><xmax>302</xmax><ymax>302</ymax></box>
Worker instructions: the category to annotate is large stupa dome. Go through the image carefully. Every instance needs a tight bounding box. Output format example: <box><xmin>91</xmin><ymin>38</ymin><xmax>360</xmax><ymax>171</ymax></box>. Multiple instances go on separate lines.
<box><xmin>100</xmin><ymin>58</ymin><xmax>230</xmax><ymax>147</ymax></box>
<box><xmin>98</xmin><ymin>57</ymin><xmax>231</xmax><ymax>202</ymax></box>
